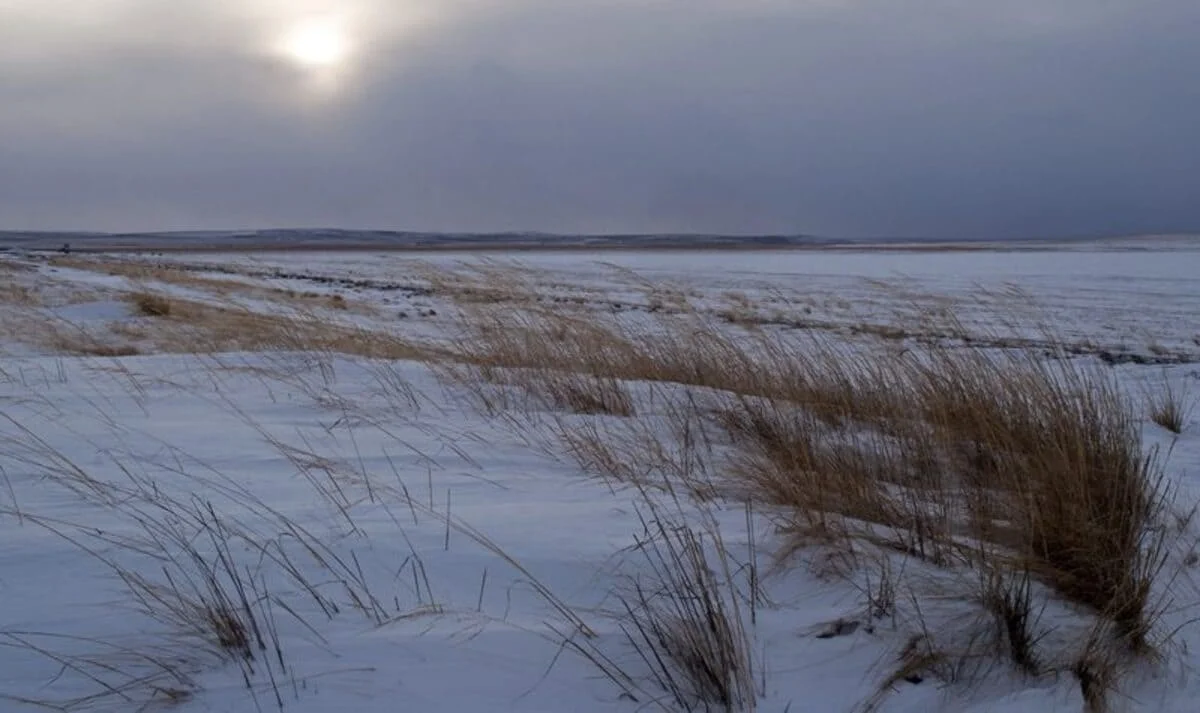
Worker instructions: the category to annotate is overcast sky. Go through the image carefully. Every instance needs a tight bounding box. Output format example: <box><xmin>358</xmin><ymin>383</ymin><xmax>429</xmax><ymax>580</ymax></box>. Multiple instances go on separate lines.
<box><xmin>2</xmin><ymin>0</ymin><xmax>1197</xmax><ymax>238</ymax></box>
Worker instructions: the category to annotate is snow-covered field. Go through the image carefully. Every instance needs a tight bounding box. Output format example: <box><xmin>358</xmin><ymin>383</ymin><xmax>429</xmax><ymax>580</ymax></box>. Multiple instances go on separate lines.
<box><xmin>1</xmin><ymin>242</ymin><xmax>1199</xmax><ymax>713</ymax></box>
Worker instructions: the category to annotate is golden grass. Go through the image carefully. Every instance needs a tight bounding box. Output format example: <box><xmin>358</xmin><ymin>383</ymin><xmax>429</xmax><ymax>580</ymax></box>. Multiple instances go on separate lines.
<box><xmin>436</xmin><ymin>290</ymin><xmax>1181</xmax><ymax>705</ymax></box>
<box><xmin>110</xmin><ymin>294</ymin><xmax>426</xmax><ymax>359</ymax></box>
<box><xmin>4</xmin><ymin>291</ymin><xmax>426</xmax><ymax>361</ymax></box>
<box><xmin>51</xmin><ymin>256</ymin><xmax>377</xmax><ymax>315</ymax></box>
<box><xmin>129</xmin><ymin>291</ymin><xmax>173</xmax><ymax>317</ymax></box>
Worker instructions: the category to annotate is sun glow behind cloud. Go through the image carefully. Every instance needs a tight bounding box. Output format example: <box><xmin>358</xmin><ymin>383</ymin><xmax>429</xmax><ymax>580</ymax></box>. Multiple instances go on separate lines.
<box><xmin>279</xmin><ymin>18</ymin><xmax>352</xmax><ymax>69</ymax></box>
<box><xmin>268</xmin><ymin>14</ymin><xmax>359</xmax><ymax>99</ymax></box>
<box><xmin>4</xmin><ymin>0</ymin><xmax>1198</xmax><ymax>238</ymax></box>
<box><xmin>258</xmin><ymin>3</ymin><xmax>439</xmax><ymax>100</ymax></box>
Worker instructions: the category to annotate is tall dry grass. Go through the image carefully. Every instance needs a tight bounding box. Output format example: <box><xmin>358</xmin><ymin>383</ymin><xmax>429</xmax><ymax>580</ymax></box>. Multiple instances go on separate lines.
<box><xmin>1147</xmin><ymin>376</ymin><xmax>1194</xmax><ymax>434</ymax></box>
<box><xmin>129</xmin><ymin>291</ymin><xmax>173</xmax><ymax>317</ymax></box>
<box><xmin>434</xmin><ymin>288</ymin><xmax>1184</xmax><ymax>707</ymax></box>
<box><xmin>621</xmin><ymin>506</ymin><xmax>758</xmax><ymax>712</ymax></box>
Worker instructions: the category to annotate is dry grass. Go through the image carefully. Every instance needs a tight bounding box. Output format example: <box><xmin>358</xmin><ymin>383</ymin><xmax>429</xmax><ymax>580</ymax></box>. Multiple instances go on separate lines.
<box><xmin>433</xmin><ymin>291</ymin><xmax>1184</xmax><ymax>710</ymax></box>
<box><xmin>3</xmin><ymin>259</ymin><xmax>1190</xmax><ymax>712</ymax></box>
<box><xmin>621</xmin><ymin>507</ymin><xmax>757</xmax><ymax>712</ymax></box>
<box><xmin>1147</xmin><ymin>377</ymin><xmax>1193</xmax><ymax>434</ymax></box>
<box><xmin>122</xmin><ymin>297</ymin><xmax>424</xmax><ymax>359</ymax></box>
<box><xmin>3</xmin><ymin>259</ymin><xmax>407</xmax><ymax>359</ymax></box>
<box><xmin>51</xmin><ymin>256</ymin><xmax>377</xmax><ymax>315</ymax></box>
<box><xmin>0</xmin><ymin>258</ymin><xmax>37</xmax><ymax>272</ymax></box>
<box><xmin>6</xmin><ymin>290</ymin><xmax>429</xmax><ymax>361</ymax></box>
<box><xmin>0</xmin><ymin>409</ymin><xmax>426</xmax><ymax>710</ymax></box>
<box><xmin>1</xmin><ymin>311</ymin><xmax>143</xmax><ymax>357</ymax></box>
<box><xmin>129</xmin><ymin>291</ymin><xmax>173</xmax><ymax>317</ymax></box>
<box><xmin>53</xmin><ymin>256</ymin><xmax>259</xmax><ymax>293</ymax></box>
<box><xmin>0</xmin><ymin>278</ymin><xmax>42</xmax><ymax>307</ymax></box>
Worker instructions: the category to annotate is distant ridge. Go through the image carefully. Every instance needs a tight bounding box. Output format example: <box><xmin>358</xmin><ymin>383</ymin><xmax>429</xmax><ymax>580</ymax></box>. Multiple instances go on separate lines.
<box><xmin>0</xmin><ymin>229</ymin><xmax>1185</xmax><ymax>253</ymax></box>
<box><xmin>0</xmin><ymin>229</ymin><xmax>833</xmax><ymax>252</ymax></box>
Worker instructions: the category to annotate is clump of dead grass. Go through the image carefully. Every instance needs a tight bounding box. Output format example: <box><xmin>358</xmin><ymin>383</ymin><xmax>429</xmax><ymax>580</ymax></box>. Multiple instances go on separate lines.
<box><xmin>129</xmin><ymin>291</ymin><xmax>173</xmax><ymax>317</ymax></box>
<box><xmin>1147</xmin><ymin>377</ymin><xmax>1193</xmax><ymax>434</ymax></box>
<box><xmin>620</xmin><ymin>507</ymin><xmax>758</xmax><ymax>712</ymax></box>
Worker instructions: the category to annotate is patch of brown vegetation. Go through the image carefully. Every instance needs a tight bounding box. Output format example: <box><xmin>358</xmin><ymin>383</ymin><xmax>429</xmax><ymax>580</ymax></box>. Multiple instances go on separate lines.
<box><xmin>437</xmin><ymin>292</ymin><xmax>1181</xmax><ymax>710</ymax></box>
<box><xmin>0</xmin><ymin>282</ymin><xmax>40</xmax><ymax>307</ymax></box>
<box><xmin>4</xmin><ymin>311</ymin><xmax>143</xmax><ymax>357</ymax></box>
<box><xmin>107</xmin><ymin>294</ymin><xmax>425</xmax><ymax>359</ymax></box>
<box><xmin>0</xmin><ymin>258</ymin><xmax>38</xmax><ymax>273</ymax></box>
<box><xmin>2</xmin><ymin>289</ymin><xmax>425</xmax><ymax>361</ymax></box>
<box><xmin>130</xmin><ymin>291</ymin><xmax>173</xmax><ymax>317</ymax></box>
<box><xmin>51</xmin><ymin>256</ymin><xmax>377</xmax><ymax>315</ymax></box>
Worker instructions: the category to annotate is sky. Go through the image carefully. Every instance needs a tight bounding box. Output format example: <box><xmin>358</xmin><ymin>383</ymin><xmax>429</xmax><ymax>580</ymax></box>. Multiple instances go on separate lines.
<box><xmin>1</xmin><ymin>0</ymin><xmax>1197</xmax><ymax>239</ymax></box>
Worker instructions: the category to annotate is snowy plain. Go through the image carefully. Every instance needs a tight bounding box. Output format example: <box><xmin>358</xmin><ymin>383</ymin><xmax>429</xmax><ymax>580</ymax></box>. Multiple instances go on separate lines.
<box><xmin>1</xmin><ymin>240</ymin><xmax>1199</xmax><ymax>713</ymax></box>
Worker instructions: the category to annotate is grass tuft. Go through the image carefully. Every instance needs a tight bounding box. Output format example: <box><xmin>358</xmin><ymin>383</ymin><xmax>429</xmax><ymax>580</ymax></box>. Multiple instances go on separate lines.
<box><xmin>977</xmin><ymin>562</ymin><xmax>1043</xmax><ymax>676</ymax></box>
<box><xmin>129</xmin><ymin>291</ymin><xmax>173</xmax><ymax>317</ymax></box>
<box><xmin>1148</xmin><ymin>377</ymin><xmax>1193</xmax><ymax>434</ymax></box>
<box><xmin>620</xmin><ymin>505</ymin><xmax>757</xmax><ymax>712</ymax></box>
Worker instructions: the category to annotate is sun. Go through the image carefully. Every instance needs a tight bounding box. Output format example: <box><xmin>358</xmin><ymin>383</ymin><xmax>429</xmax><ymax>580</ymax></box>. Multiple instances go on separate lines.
<box><xmin>279</xmin><ymin>19</ymin><xmax>350</xmax><ymax>69</ymax></box>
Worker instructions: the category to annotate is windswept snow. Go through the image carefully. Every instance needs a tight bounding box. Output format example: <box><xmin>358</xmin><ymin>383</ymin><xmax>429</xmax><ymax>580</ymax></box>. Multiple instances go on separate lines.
<box><xmin>1</xmin><ymin>242</ymin><xmax>1199</xmax><ymax>713</ymax></box>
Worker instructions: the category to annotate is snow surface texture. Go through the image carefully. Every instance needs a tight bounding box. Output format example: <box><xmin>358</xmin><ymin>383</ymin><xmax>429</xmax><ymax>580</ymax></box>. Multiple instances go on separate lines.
<box><xmin>132</xmin><ymin>245</ymin><xmax>1200</xmax><ymax>363</ymax></box>
<box><xmin>0</xmin><ymin>243</ymin><xmax>1198</xmax><ymax>713</ymax></box>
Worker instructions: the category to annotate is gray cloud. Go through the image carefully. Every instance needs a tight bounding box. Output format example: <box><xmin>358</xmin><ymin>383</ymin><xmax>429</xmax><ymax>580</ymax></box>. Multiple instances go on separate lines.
<box><xmin>2</xmin><ymin>0</ymin><xmax>1198</xmax><ymax>238</ymax></box>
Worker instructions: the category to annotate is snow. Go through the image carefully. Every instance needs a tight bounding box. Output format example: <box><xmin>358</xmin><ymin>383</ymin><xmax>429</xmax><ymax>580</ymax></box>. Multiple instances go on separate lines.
<box><xmin>127</xmin><ymin>245</ymin><xmax>1200</xmax><ymax>362</ymax></box>
<box><xmin>1</xmin><ymin>243</ymin><xmax>1200</xmax><ymax>712</ymax></box>
<box><xmin>49</xmin><ymin>299</ymin><xmax>133</xmax><ymax>323</ymax></box>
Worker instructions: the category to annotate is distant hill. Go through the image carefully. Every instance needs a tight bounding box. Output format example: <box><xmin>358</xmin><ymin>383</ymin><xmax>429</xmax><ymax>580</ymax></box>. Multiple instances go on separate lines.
<box><xmin>0</xmin><ymin>229</ymin><xmax>1188</xmax><ymax>253</ymax></box>
<box><xmin>0</xmin><ymin>229</ymin><xmax>832</xmax><ymax>252</ymax></box>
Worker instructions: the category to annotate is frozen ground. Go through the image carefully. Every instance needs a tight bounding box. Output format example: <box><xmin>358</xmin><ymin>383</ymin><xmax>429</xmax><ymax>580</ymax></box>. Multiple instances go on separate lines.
<box><xmin>1</xmin><ymin>242</ymin><xmax>1199</xmax><ymax>713</ymax></box>
<box><xmin>105</xmin><ymin>243</ymin><xmax>1200</xmax><ymax>362</ymax></box>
